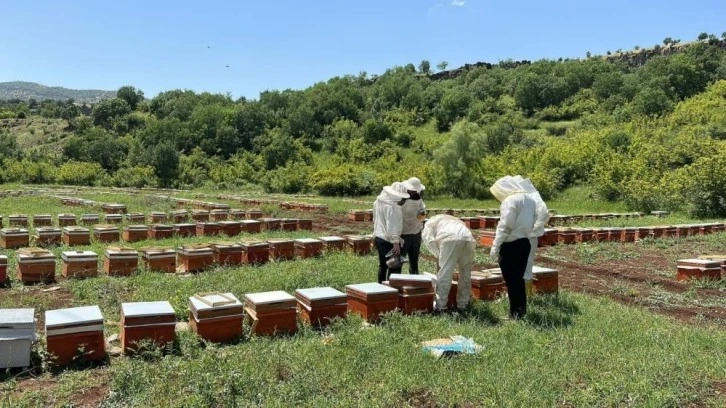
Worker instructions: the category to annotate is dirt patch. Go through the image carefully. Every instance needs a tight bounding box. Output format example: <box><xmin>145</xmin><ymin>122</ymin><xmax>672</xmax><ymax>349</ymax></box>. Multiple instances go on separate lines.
<box><xmin>0</xmin><ymin>285</ymin><xmax>75</xmax><ymax>327</ymax></box>
<box><xmin>7</xmin><ymin>369</ymin><xmax>109</xmax><ymax>407</ymax></box>
<box><xmin>69</xmin><ymin>383</ymin><xmax>109</xmax><ymax>408</ymax></box>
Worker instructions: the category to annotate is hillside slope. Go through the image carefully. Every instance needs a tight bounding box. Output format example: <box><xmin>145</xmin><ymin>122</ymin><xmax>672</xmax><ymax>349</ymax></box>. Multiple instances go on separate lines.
<box><xmin>0</xmin><ymin>81</ymin><xmax>115</xmax><ymax>103</ymax></box>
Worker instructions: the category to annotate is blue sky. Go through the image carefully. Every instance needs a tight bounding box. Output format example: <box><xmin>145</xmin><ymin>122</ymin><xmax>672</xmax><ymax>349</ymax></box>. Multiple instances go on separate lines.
<box><xmin>1</xmin><ymin>0</ymin><xmax>724</xmax><ymax>99</ymax></box>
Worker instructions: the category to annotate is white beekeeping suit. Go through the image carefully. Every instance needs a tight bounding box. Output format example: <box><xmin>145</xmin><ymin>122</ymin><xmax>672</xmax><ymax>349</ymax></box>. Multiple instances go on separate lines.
<box><xmin>489</xmin><ymin>176</ymin><xmax>536</xmax><ymax>261</ymax></box>
<box><xmin>422</xmin><ymin>214</ymin><xmax>476</xmax><ymax>311</ymax></box>
<box><xmin>513</xmin><ymin>175</ymin><xmax>549</xmax><ymax>294</ymax></box>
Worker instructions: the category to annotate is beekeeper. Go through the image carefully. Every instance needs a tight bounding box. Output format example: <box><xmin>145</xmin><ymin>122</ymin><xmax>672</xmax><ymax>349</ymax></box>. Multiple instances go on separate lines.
<box><xmin>513</xmin><ymin>175</ymin><xmax>550</xmax><ymax>297</ymax></box>
<box><xmin>373</xmin><ymin>182</ymin><xmax>410</xmax><ymax>283</ymax></box>
<box><xmin>421</xmin><ymin>214</ymin><xmax>476</xmax><ymax>312</ymax></box>
<box><xmin>489</xmin><ymin>176</ymin><xmax>537</xmax><ymax>319</ymax></box>
<box><xmin>400</xmin><ymin>177</ymin><xmax>426</xmax><ymax>275</ymax></box>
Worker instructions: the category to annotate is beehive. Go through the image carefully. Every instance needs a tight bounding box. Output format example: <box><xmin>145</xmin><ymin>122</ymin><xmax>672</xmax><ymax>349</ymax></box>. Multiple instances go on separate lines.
<box><xmin>538</xmin><ymin>228</ymin><xmax>559</xmax><ymax>247</ymax></box>
<box><xmin>103</xmin><ymin>214</ymin><xmax>123</xmax><ymax>224</ymax></box>
<box><xmin>347</xmin><ymin>235</ymin><xmax>373</xmax><ymax>255</ymax></box>
<box><xmin>57</xmin><ymin>214</ymin><xmax>77</xmax><ymax>227</ymax></box>
<box><xmin>478</xmin><ymin>231</ymin><xmax>496</xmax><ymax>247</ymax></box>
<box><xmin>295</xmin><ymin>287</ymin><xmax>347</xmax><ymax>328</ymax></box>
<box><xmin>268</xmin><ymin>239</ymin><xmax>295</xmax><ymax>261</ymax></box>
<box><xmin>8</xmin><ymin>214</ymin><xmax>28</xmax><ymax>227</ymax></box>
<box><xmin>191</xmin><ymin>210</ymin><xmax>209</xmax><ymax>222</ymax></box>
<box><xmin>347</xmin><ymin>210</ymin><xmax>365</xmax><ymax>221</ymax></box>
<box><xmin>620</xmin><ymin>228</ymin><xmax>637</xmax><ymax>243</ymax></box>
<box><xmin>79</xmin><ymin>214</ymin><xmax>100</xmax><ymax>225</ymax></box>
<box><xmin>246</xmin><ymin>209</ymin><xmax>263</xmax><ymax>220</ymax></box>
<box><xmin>319</xmin><ymin>236</ymin><xmax>346</xmax><ymax>252</ymax></box>
<box><xmin>387</xmin><ymin>274</ymin><xmax>435</xmax><ymax>315</ymax></box>
<box><xmin>16</xmin><ymin>248</ymin><xmax>56</xmax><ymax>283</ymax></box>
<box><xmin>240</xmin><ymin>241</ymin><xmax>270</xmax><ymax>264</ymax></box>
<box><xmin>34</xmin><ymin>227</ymin><xmax>62</xmax><ymax>247</ymax></box>
<box><xmin>188</xmin><ymin>292</ymin><xmax>244</xmax><ymax>343</ymax></box>
<box><xmin>170</xmin><ymin>210</ymin><xmax>189</xmax><ymax>223</ymax></box>
<box><xmin>121</xmin><ymin>301</ymin><xmax>176</xmax><ymax>354</ymax></box>
<box><xmin>298</xmin><ymin>219</ymin><xmax>313</xmax><ymax>231</ymax></box>
<box><xmin>480</xmin><ymin>216</ymin><xmax>500</xmax><ymax>229</ymax></box>
<box><xmin>558</xmin><ymin>228</ymin><xmax>576</xmax><ymax>245</ymax></box>
<box><xmin>240</xmin><ymin>220</ymin><xmax>261</xmax><ymax>234</ymax></box>
<box><xmin>345</xmin><ymin>283</ymin><xmax>399</xmax><ymax>323</ymax></box>
<box><xmin>101</xmin><ymin>203</ymin><xmax>127</xmax><ymax>214</ymax></box>
<box><xmin>0</xmin><ymin>255</ymin><xmax>7</xmax><ymax>284</ymax></box>
<box><xmin>61</xmin><ymin>251</ymin><xmax>98</xmax><ymax>279</ymax></box>
<box><xmin>295</xmin><ymin>238</ymin><xmax>323</xmax><ymax>258</ymax></box>
<box><xmin>173</xmin><ymin>223</ymin><xmax>197</xmax><ymax>237</ymax></box>
<box><xmin>148</xmin><ymin>212</ymin><xmax>168</xmax><ymax>224</ymax></box>
<box><xmin>62</xmin><ymin>226</ymin><xmax>90</xmax><ymax>246</ymax></box>
<box><xmin>280</xmin><ymin>219</ymin><xmax>298</xmax><ymax>232</ymax></box>
<box><xmin>260</xmin><ymin>218</ymin><xmax>281</xmax><ymax>232</ymax></box>
<box><xmin>177</xmin><ymin>245</ymin><xmax>214</xmax><ymax>273</ymax></box>
<box><xmin>676</xmin><ymin>259</ymin><xmax>722</xmax><ymax>281</ymax></box>
<box><xmin>363</xmin><ymin>210</ymin><xmax>374</xmax><ymax>221</ymax></box>
<box><xmin>532</xmin><ymin>266</ymin><xmax>559</xmax><ymax>294</ymax></box>
<box><xmin>219</xmin><ymin>220</ymin><xmax>242</xmax><ymax>237</ymax></box>
<box><xmin>210</xmin><ymin>209</ymin><xmax>229</xmax><ymax>222</ymax></box>
<box><xmin>210</xmin><ymin>242</ymin><xmax>243</xmax><ymax>265</ymax></box>
<box><xmin>125</xmin><ymin>212</ymin><xmax>146</xmax><ymax>223</ymax></box>
<box><xmin>148</xmin><ymin>224</ymin><xmax>174</xmax><ymax>240</ymax></box>
<box><xmin>244</xmin><ymin>291</ymin><xmax>297</xmax><ymax>336</ymax></box>
<box><xmin>139</xmin><ymin>247</ymin><xmax>176</xmax><ymax>273</ymax></box>
<box><xmin>45</xmin><ymin>306</ymin><xmax>105</xmax><ymax>366</ymax></box>
<box><xmin>470</xmin><ymin>270</ymin><xmax>506</xmax><ymax>301</ymax></box>
<box><xmin>31</xmin><ymin>214</ymin><xmax>52</xmax><ymax>227</ymax></box>
<box><xmin>104</xmin><ymin>247</ymin><xmax>139</xmax><ymax>277</ymax></box>
<box><xmin>0</xmin><ymin>308</ymin><xmax>35</xmax><ymax>368</ymax></box>
<box><xmin>461</xmin><ymin>217</ymin><xmax>481</xmax><ymax>229</ymax></box>
<box><xmin>575</xmin><ymin>228</ymin><xmax>594</xmax><ymax>243</ymax></box>
<box><xmin>93</xmin><ymin>225</ymin><xmax>120</xmax><ymax>243</ymax></box>
<box><xmin>1</xmin><ymin>228</ymin><xmax>30</xmax><ymax>249</ymax></box>
<box><xmin>122</xmin><ymin>225</ymin><xmax>149</xmax><ymax>243</ymax></box>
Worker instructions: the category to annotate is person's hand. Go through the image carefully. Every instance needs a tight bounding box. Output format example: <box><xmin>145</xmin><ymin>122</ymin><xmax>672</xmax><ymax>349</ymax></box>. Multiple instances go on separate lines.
<box><xmin>392</xmin><ymin>242</ymin><xmax>401</xmax><ymax>255</ymax></box>
<box><xmin>489</xmin><ymin>248</ymin><xmax>499</xmax><ymax>264</ymax></box>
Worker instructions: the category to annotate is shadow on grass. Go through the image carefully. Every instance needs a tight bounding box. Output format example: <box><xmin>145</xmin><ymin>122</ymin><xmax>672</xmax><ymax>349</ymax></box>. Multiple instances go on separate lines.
<box><xmin>459</xmin><ymin>301</ymin><xmax>501</xmax><ymax>326</ymax></box>
<box><xmin>525</xmin><ymin>293</ymin><xmax>581</xmax><ymax>329</ymax></box>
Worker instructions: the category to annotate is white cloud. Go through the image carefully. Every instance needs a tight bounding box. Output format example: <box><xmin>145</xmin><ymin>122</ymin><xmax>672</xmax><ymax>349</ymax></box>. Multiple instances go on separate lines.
<box><xmin>451</xmin><ymin>0</ymin><xmax>465</xmax><ymax>6</ymax></box>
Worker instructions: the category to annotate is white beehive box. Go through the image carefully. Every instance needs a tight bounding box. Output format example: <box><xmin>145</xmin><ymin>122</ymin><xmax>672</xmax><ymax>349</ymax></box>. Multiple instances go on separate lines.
<box><xmin>0</xmin><ymin>308</ymin><xmax>36</xmax><ymax>369</ymax></box>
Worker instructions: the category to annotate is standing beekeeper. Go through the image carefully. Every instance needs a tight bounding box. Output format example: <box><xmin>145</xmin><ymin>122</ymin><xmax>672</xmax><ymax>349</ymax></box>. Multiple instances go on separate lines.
<box><xmin>513</xmin><ymin>175</ymin><xmax>550</xmax><ymax>297</ymax></box>
<box><xmin>373</xmin><ymin>182</ymin><xmax>410</xmax><ymax>283</ymax></box>
<box><xmin>421</xmin><ymin>214</ymin><xmax>476</xmax><ymax>312</ymax></box>
<box><xmin>400</xmin><ymin>177</ymin><xmax>426</xmax><ymax>275</ymax></box>
<box><xmin>489</xmin><ymin>176</ymin><xmax>537</xmax><ymax>319</ymax></box>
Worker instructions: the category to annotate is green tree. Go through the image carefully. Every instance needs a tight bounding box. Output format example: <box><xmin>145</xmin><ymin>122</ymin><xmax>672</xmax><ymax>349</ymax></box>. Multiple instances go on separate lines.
<box><xmin>419</xmin><ymin>60</ymin><xmax>431</xmax><ymax>74</ymax></box>
<box><xmin>437</xmin><ymin>61</ymin><xmax>449</xmax><ymax>71</ymax></box>
<box><xmin>433</xmin><ymin>121</ymin><xmax>487</xmax><ymax>197</ymax></box>
<box><xmin>631</xmin><ymin>87</ymin><xmax>673</xmax><ymax>116</ymax></box>
<box><xmin>92</xmin><ymin>98</ymin><xmax>131</xmax><ymax>129</ymax></box>
<box><xmin>117</xmin><ymin>86</ymin><xmax>145</xmax><ymax>110</ymax></box>
<box><xmin>698</xmin><ymin>32</ymin><xmax>709</xmax><ymax>41</ymax></box>
<box><xmin>152</xmin><ymin>142</ymin><xmax>180</xmax><ymax>187</ymax></box>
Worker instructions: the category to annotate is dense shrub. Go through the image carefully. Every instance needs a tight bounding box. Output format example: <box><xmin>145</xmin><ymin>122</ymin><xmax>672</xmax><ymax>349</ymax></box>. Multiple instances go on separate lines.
<box><xmin>111</xmin><ymin>166</ymin><xmax>159</xmax><ymax>188</ymax></box>
<box><xmin>312</xmin><ymin>165</ymin><xmax>377</xmax><ymax>196</ymax></box>
<box><xmin>56</xmin><ymin>161</ymin><xmax>107</xmax><ymax>186</ymax></box>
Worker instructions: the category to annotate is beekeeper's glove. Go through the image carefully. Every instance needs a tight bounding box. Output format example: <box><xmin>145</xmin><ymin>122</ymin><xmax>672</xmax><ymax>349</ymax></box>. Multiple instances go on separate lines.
<box><xmin>489</xmin><ymin>247</ymin><xmax>500</xmax><ymax>264</ymax></box>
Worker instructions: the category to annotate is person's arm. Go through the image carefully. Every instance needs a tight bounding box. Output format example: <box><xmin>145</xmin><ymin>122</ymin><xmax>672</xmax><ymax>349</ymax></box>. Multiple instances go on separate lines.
<box><xmin>386</xmin><ymin>205</ymin><xmax>403</xmax><ymax>254</ymax></box>
<box><xmin>533</xmin><ymin>199</ymin><xmax>549</xmax><ymax>236</ymax></box>
<box><xmin>490</xmin><ymin>197</ymin><xmax>517</xmax><ymax>260</ymax></box>
<box><xmin>421</xmin><ymin>224</ymin><xmax>439</xmax><ymax>258</ymax></box>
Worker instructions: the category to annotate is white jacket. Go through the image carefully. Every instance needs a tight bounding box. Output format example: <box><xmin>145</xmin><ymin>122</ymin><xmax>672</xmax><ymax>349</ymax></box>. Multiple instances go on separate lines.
<box><xmin>422</xmin><ymin>214</ymin><xmax>475</xmax><ymax>259</ymax></box>
<box><xmin>490</xmin><ymin>177</ymin><xmax>537</xmax><ymax>257</ymax></box>
<box><xmin>373</xmin><ymin>192</ymin><xmax>403</xmax><ymax>244</ymax></box>
<box><xmin>401</xmin><ymin>198</ymin><xmax>425</xmax><ymax>235</ymax></box>
<box><xmin>515</xmin><ymin>177</ymin><xmax>549</xmax><ymax>238</ymax></box>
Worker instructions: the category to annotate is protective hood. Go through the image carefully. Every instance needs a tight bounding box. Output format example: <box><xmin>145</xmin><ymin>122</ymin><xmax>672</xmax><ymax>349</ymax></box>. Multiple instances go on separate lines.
<box><xmin>490</xmin><ymin>176</ymin><xmax>526</xmax><ymax>202</ymax></box>
<box><xmin>376</xmin><ymin>182</ymin><xmax>410</xmax><ymax>202</ymax></box>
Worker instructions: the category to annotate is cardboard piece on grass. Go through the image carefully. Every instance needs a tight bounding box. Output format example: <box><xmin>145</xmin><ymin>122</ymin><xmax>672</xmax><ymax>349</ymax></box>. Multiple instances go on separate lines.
<box><xmin>420</xmin><ymin>335</ymin><xmax>483</xmax><ymax>359</ymax></box>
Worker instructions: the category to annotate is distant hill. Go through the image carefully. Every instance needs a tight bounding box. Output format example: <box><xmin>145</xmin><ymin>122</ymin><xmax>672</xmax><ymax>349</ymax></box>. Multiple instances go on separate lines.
<box><xmin>0</xmin><ymin>81</ymin><xmax>116</xmax><ymax>103</ymax></box>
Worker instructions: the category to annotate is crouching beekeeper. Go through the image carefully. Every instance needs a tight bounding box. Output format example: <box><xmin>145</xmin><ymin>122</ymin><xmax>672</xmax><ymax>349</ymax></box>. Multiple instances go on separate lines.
<box><xmin>422</xmin><ymin>214</ymin><xmax>476</xmax><ymax>312</ymax></box>
<box><xmin>489</xmin><ymin>176</ymin><xmax>537</xmax><ymax>319</ymax></box>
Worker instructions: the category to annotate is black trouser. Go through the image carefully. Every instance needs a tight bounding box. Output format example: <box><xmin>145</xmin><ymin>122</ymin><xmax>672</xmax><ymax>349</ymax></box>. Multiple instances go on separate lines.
<box><xmin>498</xmin><ymin>238</ymin><xmax>531</xmax><ymax>319</ymax></box>
<box><xmin>401</xmin><ymin>232</ymin><xmax>421</xmax><ymax>274</ymax></box>
<box><xmin>375</xmin><ymin>237</ymin><xmax>401</xmax><ymax>283</ymax></box>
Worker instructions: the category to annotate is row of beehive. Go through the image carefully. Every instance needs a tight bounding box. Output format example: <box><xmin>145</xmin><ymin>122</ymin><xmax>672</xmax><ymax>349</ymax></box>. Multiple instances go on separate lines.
<box><xmin>0</xmin><ymin>235</ymin><xmax>374</xmax><ymax>284</ymax></box>
<box><xmin>0</xmin><ymin>218</ymin><xmax>314</xmax><ymax>249</ymax></box>
<box><xmin>0</xmin><ymin>268</ymin><xmax>560</xmax><ymax>368</ymax></box>
<box><xmin>214</xmin><ymin>193</ymin><xmax>329</xmax><ymax>213</ymax></box>
<box><xmin>479</xmin><ymin>223</ymin><xmax>726</xmax><ymax>248</ymax></box>
<box><xmin>346</xmin><ymin>209</ymin><xmax>662</xmax><ymax>222</ymax></box>
<box><xmin>0</xmin><ymin>208</ymin><xmax>267</xmax><ymax>228</ymax></box>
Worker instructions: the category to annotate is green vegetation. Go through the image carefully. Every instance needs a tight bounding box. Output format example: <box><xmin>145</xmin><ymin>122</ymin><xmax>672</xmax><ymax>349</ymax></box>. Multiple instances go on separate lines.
<box><xmin>0</xmin><ymin>81</ymin><xmax>115</xmax><ymax>103</ymax></box>
<box><xmin>2</xmin><ymin>38</ymin><xmax>726</xmax><ymax>218</ymax></box>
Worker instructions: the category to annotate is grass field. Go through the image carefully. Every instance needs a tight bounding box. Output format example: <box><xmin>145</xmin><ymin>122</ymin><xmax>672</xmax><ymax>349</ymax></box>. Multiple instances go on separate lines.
<box><xmin>1</xmin><ymin>185</ymin><xmax>725</xmax><ymax>407</ymax></box>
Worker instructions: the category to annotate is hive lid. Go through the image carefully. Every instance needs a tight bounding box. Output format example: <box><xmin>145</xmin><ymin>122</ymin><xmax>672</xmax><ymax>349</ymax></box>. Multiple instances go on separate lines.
<box><xmin>0</xmin><ymin>255</ymin><xmax>7</xmax><ymax>262</ymax></box>
<box><xmin>139</xmin><ymin>246</ymin><xmax>175</xmax><ymax>254</ymax></box>
<box><xmin>58</xmin><ymin>213</ymin><xmax>76</xmax><ymax>218</ymax></box>
<box><xmin>218</xmin><ymin>220</ymin><xmax>241</xmax><ymax>225</ymax></box>
<box><xmin>209</xmin><ymin>241</ymin><xmax>241</xmax><ymax>249</ymax></box>
<box><xmin>345</xmin><ymin>283</ymin><xmax>398</xmax><ymax>296</ymax></box>
<box><xmin>33</xmin><ymin>214</ymin><xmax>52</xmax><ymax>219</ymax></box>
<box><xmin>36</xmin><ymin>227</ymin><xmax>61</xmax><ymax>233</ymax></box>
<box><xmin>532</xmin><ymin>266</ymin><xmax>558</xmax><ymax>277</ymax></box>
<box><xmin>240</xmin><ymin>220</ymin><xmax>261</xmax><ymax>224</ymax></box>
<box><xmin>126</xmin><ymin>224</ymin><xmax>149</xmax><ymax>230</ymax></box>
<box><xmin>295</xmin><ymin>287</ymin><xmax>346</xmax><ymax>301</ymax></box>
<box><xmin>294</xmin><ymin>238</ymin><xmax>322</xmax><ymax>245</ymax></box>
<box><xmin>94</xmin><ymin>225</ymin><xmax>119</xmax><ymax>231</ymax></box>
<box><xmin>151</xmin><ymin>224</ymin><xmax>174</xmax><ymax>230</ymax></box>
<box><xmin>63</xmin><ymin>226</ymin><xmax>89</xmax><ymax>232</ymax></box>
<box><xmin>189</xmin><ymin>293</ymin><xmax>242</xmax><ymax>310</ymax></box>
<box><xmin>173</xmin><ymin>223</ymin><xmax>195</xmax><ymax>227</ymax></box>
<box><xmin>0</xmin><ymin>308</ymin><xmax>35</xmax><ymax>329</ymax></box>
<box><xmin>150</xmin><ymin>211</ymin><xmax>167</xmax><ymax>216</ymax></box>
<box><xmin>678</xmin><ymin>258</ymin><xmax>722</xmax><ymax>268</ymax></box>
<box><xmin>121</xmin><ymin>301</ymin><xmax>175</xmax><ymax>317</ymax></box>
<box><xmin>388</xmin><ymin>274</ymin><xmax>434</xmax><ymax>288</ymax></box>
<box><xmin>268</xmin><ymin>238</ymin><xmax>293</xmax><ymax>245</ymax></box>
<box><xmin>80</xmin><ymin>214</ymin><xmax>99</xmax><ymax>218</ymax></box>
<box><xmin>239</xmin><ymin>240</ymin><xmax>269</xmax><ymax>249</ymax></box>
<box><xmin>319</xmin><ymin>236</ymin><xmax>345</xmax><ymax>242</ymax></box>
<box><xmin>46</xmin><ymin>305</ymin><xmax>103</xmax><ymax>329</ymax></box>
<box><xmin>105</xmin><ymin>246</ymin><xmax>138</xmax><ymax>254</ymax></box>
<box><xmin>8</xmin><ymin>214</ymin><xmax>28</xmax><ymax>218</ymax></box>
<box><xmin>1</xmin><ymin>228</ymin><xmax>29</xmax><ymax>234</ymax></box>
<box><xmin>244</xmin><ymin>291</ymin><xmax>295</xmax><ymax>306</ymax></box>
